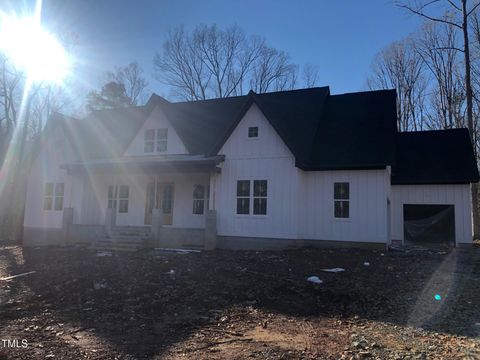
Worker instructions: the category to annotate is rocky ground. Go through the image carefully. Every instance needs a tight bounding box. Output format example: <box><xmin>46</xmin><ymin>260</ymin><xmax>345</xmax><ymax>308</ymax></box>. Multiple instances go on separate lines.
<box><xmin>0</xmin><ymin>245</ymin><xmax>479</xmax><ymax>359</ymax></box>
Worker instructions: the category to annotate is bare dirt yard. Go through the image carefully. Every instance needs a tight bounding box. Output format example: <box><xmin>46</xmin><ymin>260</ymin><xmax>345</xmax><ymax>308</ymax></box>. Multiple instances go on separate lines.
<box><xmin>0</xmin><ymin>245</ymin><xmax>480</xmax><ymax>359</ymax></box>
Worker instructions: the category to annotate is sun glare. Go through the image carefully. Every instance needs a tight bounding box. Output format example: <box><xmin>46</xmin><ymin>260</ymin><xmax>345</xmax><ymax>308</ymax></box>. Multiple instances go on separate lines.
<box><xmin>0</xmin><ymin>13</ymin><xmax>70</xmax><ymax>83</ymax></box>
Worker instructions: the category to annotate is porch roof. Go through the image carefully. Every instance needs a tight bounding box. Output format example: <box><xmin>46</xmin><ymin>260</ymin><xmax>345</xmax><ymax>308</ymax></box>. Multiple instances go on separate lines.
<box><xmin>61</xmin><ymin>154</ymin><xmax>225</xmax><ymax>175</ymax></box>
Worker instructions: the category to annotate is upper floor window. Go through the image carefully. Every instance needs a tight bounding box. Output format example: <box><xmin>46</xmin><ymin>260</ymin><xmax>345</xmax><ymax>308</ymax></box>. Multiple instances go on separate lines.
<box><xmin>144</xmin><ymin>128</ymin><xmax>168</xmax><ymax>153</ymax></box>
<box><xmin>248</xmin><ymin>126</ymin><xmax>259</xmax><ymax>138</ymax></box>
<box><xmin>44</xmin><ymin>182</ymin><xmax>64</xmax><ymax>211</ymax></box>
<box><xmin>236</xmin><ymin>180</ymin><xmax>267</xmax><ymax>215</ymax></box>
<box><xmin>334</xmin><ymin>182</ymin><xmax>349</xmax><ymax>218</ymax></box>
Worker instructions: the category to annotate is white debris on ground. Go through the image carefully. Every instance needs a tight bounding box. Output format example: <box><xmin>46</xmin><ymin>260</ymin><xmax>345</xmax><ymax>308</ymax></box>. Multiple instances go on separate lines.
<box><xmin>96</xmin><ymin>251</ymin><xmax>112</xmax><ymax>257</ymax></box>
<box><xmin>155</xmin><ymin>248</ymin><xmax>201</xmax><ymax>254</ymax></box>
<box><xmin>306</xmin><ymin>276</ymin><xmax>323</xmax><ymax>284</ymax></box>
<box><xmin>166</xmin><ymin>269</ymin><xmax>175</xmax><ymax>275</ymax></box>
<box><xmin>93</xmin><ymin>281</ymin><xmax>108</xmax><ymax>290</ymax></box>
<box><xmin>363</xmin><ymin>262</ymin><xmax>370</xmax><ymax>266</ymax></box>
<box><xmin>321</xmin><ymin>268</ymin><xmax>345</xmax><ymax>273</ymax></box>
<box><xmin>0</xmin><ymin>271</ymin><xmax>36</xmax><ymax>281</ymax></box>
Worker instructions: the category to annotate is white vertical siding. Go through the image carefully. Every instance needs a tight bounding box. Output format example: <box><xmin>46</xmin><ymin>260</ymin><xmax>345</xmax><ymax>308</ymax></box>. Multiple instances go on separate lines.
<box><xmin>24</xmin><ymin>127</ymin><xmax>76</xmax><ymax>229</ymax></box>
<box><xmin>390</xmin><ymin>184</ymin><xmax>472</xmax><ymax>244</ymax></box>
<box><xmin>216</xmin><ymin>104</ymin><xmax>302</xmax><ymax>238</ymax></box>
<box><xmin>215</xmin><ymin>103</ymin><xmax>390</xmax><ymax>243</ymax></box>
<box><xmin>123</xmin><ymin>106</ymin><xmax>188</xmax><ymax>156</ymax></box>
<box><xmin>301</xmin><ymin>169</ymin><xmax>390</xmax><ymax>243</ymax></box>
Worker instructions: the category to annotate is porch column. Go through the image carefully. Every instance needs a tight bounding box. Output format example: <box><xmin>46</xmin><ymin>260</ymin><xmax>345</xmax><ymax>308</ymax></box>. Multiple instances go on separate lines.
<box><xmin>204</xmin><ymin>210</ymin><xmax>217</xmax><ymax>250</ymax></box>
<box><xmin>62</xmin><ymin>207</ymin><xmax>74</xmax><ymax>245</ymax></box>
<box><xmin>105</xmin><ymin>207</ymin><xmax>116</xmax><ymax>232</ymax></box>
<box><xmin>152</xmin><ymin>208</ymin><xmax>163</xmax><ymax>246</ymax></box>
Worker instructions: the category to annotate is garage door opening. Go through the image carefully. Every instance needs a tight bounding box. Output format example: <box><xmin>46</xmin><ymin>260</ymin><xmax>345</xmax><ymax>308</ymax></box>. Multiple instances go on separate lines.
<box><xmin>403</xmin><ymin>204</ymin><xmax>455</xmax><ymax>246</ymax></box>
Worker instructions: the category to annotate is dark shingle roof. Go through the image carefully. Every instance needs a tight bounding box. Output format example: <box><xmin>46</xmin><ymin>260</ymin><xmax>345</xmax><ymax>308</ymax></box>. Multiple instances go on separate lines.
<box><xmin>302</xmin><ymin>90</ymin><xmax>397</xmax><ymax>170</ymax></box>
<box><xmin>156</xmin><ymin>87</ymin><xmax>397</xmax><ymax>169</ymax></box>
<box><xmin>392</xmin><ymin>129</ymin><xmax>479</xmax><ymax>184</ymax></box>
<box><xmin>52</xmin><ymin>107</ymin><xmax>146</xmax><ymax>160</ymax></box>
<box><xmin>49</xmin><ymin>87</ymin><xmax>478</xmax><ymax>184</ymax></box>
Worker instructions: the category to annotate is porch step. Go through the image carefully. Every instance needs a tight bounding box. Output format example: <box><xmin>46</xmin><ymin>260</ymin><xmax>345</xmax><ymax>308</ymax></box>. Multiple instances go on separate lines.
<box><xmin>93</xmin><ymin>226</ymin><xmax>153</xmax><ymax>252</ymax></box>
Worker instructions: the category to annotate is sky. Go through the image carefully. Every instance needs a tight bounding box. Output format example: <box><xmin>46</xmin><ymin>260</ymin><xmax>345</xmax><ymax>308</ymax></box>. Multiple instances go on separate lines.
<box><xmin>3</xmin><ymin>0</ymin><xmax>425</xmax><ymax>101</ymax></box>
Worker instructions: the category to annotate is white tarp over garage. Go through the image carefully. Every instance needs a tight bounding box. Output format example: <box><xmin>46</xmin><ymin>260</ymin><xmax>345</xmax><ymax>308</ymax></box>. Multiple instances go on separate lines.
<box><xmin>390</xmin><ymin>184</ymin><xmax>472</xmax><ymax>245</ymax></box>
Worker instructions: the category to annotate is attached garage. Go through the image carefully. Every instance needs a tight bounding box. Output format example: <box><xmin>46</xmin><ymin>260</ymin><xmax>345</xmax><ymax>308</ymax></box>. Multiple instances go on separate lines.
<box><xmin>390</xmin><ymin>129</ymin><xmax>479</xmax><ymax>247</ymax></box>
<box><xmin>403</xmin><ymin>204</ymin><xmax>455</xmax><ymax>245</ymax></box>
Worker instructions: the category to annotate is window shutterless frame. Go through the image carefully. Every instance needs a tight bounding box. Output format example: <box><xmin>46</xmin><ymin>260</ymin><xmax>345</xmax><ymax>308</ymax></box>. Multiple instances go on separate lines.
<box><xmin>107</xmin><ymin>185</ymin><xmax>129</xmax><ymax>213</ymax></box>
<box><xmin>144</xmin><ymin>128</ymin><xmax>168</xmax><ymax>153</ymax></box>
<box><xmin>43</xmin><ymin>182</ymin><xmax>64</xmax><ymax>211</ymax></box>
<box><xmin>333</xmin><ymin>182</ymin><xmax>349</xmax><ymax>218</ymax></box>
<box><xmin>247</xmin><ymin>126</ymin><xmax>259</xmax><ymax>138</ymax></box>
<box><xmin>236</xmin><ymin>179</ymin><xmax>268</xmax><ymax>216</ymax></box>
<box><xmin>192</xmin><ymin>184</ymin><xmax>206</xmax><ymax>215</ymax></box>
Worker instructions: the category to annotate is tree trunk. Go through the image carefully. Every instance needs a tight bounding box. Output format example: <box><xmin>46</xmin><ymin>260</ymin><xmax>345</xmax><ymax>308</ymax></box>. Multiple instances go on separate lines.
<box><xmin>462</xmin><ymin>0</ymin><xmax>479</xmax><ymax>239</ymax></box>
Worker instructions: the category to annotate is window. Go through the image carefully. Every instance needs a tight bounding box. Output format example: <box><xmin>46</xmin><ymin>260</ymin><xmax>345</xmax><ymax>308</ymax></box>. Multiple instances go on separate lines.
<box><xmin>44</xmin><ymin>183</ymin><xmax>64</xmax><ymax>211</ymax></box>
<box><xmin>118</xmin><ymin>186</ymin><xmax>129</xmax><ymax>213</ymax></box>
<box><xmin>157</xmin><ymin>128</ymin><xmax>168</xmax><ymax>152</ymax></box>
<box><xmin>236</xmin><ymin>180</ymin><xmax>250</xmax><ymax>214</ymax></box>
<box><xmin>236</xmin><ymin>180</ymin><xmax>268</xmax><ymax>215</ymax></box>
<box><xmin>107</xmin><ymin>185</ymin><xmax>117</xmax><ymax>209</ymax></box>
<box><xmin>107</xmin><ymin>185</ymin><xmax>129</xmax><ymax>213</ymax></box>
<box><xmin>334</xmin><ymin>182</ymin><xmax>349</xmax><ymax>218</ymax></box>
<box><xmin>248</xmin><ymin>126</ymin><xmax>258</xmax><ymax>138</ymax></box>
<box><xmin>144</xmin><ymin>128</ymin><xmax>168</xmax><ymax>153</ymax></box>
<box><xmin>144</xmin><ymin>129</ymin><xmax>155</xmax><ymax>153</ymax></box>
<box><xmin>253</xmin><ymin>180</ymin><xmax>267</xmax><ymax>215</ymax></box>
<box><xmin>193</xmin><ymin>184</ymin><xmax>206</xmax><ymax>215</ymax></box>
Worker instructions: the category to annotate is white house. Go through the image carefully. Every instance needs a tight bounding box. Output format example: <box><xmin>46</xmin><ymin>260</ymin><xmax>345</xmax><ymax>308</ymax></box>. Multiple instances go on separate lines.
<box><xmin>23</xmin><ymin>87</ymin><xmax>479</xmax><ymax>250</ymax></box>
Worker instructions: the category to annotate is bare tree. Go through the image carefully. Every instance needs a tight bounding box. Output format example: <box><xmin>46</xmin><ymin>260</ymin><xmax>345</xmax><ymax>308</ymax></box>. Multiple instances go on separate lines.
<box><xmin>153</xmin><ymin>24</ymin><xmax>307</xmax><ymax>100</ymax></box>
<box><xmin>398</xmin><ymin>0</ymin><xmax>480</xmax><ymax>238</ymax></box>
<box><xmin>249</xmin><ymin>45</ymin><xmax>297</xmax><ymax>93</ymax></box>
<box><xmin>106</xmin><ymin>62</ymin><xmax>148</xmax><ymax>105</ymax></box>
<box><xmin>302</xmin><ymin>63</ymin><xmax>320</xmax><ymax>88</ymax></box>
<box><xmin>415</xmin><ymin>21</ymin><xmax>466</xmax><ymax>129</ymax></box>
<box><xmin>367</xmin><ymin>38</ymin><xmax>428</xmax><ymax>131</ymax></box>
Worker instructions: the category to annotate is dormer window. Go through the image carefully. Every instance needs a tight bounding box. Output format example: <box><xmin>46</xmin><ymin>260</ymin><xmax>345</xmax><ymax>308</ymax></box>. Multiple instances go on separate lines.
<box><xmin>248</xmin><ymin>126</ymin><xmax>258</xmax><ymax>138</ymax></box>
<box><xmin>144</xmin><ymin>128</ymin><xmax>168</xmax><ymax>153</ymax></box>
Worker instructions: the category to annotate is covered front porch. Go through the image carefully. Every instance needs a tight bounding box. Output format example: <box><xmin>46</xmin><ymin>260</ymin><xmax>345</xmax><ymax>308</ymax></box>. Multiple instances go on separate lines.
<box><xmin>61</xmin><ymin>155</ymin><xmax>222</xmax><ymax>250</ymax></box>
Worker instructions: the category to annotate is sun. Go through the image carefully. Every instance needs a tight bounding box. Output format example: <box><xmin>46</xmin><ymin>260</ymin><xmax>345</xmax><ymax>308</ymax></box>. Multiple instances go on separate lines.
<box><xmin>0</xmin><ymin>13</ymin><xmax>70</xmax><ymax>83</ymax></box>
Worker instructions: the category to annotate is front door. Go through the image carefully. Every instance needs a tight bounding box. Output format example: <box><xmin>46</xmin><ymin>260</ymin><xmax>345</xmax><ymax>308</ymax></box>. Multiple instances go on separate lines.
<box><xmin>144</xmin><ymin>182</ymin><xmax>174</xmax><ymax>225</ymax></box>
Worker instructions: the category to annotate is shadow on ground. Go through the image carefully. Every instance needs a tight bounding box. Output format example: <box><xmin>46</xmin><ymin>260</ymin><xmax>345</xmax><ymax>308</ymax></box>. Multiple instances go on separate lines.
<box><xmin>0</xmin><ymin>245</ymin><xmax>479</xmax><ymax>358</ymax></box>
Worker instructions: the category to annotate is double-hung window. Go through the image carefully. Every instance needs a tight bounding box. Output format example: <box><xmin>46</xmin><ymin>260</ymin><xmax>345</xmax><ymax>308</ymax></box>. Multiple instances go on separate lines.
<box><xmin>144</xmin><ymin>129</ymin><xmax>155</xmax><ymax>153</ymax></box>
<box><xmin>144</xmin><ymin>128</ymin><xmax>168</xmax><ymax>153</ymax></box>
<box><xmin>334</xmin><ymin>182</ymin><xmax>349</xmax><ymax>218</ymax></box>
<box><xmin>156</xmin><ymin>128</ymin><xmax>168</xmax><ymax>152</ymax></box>
<box><xmin>107</xmin><ymin>185</ymin><xmax>129</xmax><ymax>213</ymax></box>
<box><xmin>193</xmin><ymin>184</ymin><xmax>206</xmax><ymax>215</ymax></box>
<box><xmin>236</xmin><ymin>180</ymin><xmax>268</xmax><ymax>215</ymax></box>
<box><xmin>44</xmin><ymin>183</ymin><xmax>64</xmax><ymax>211</ymax></box>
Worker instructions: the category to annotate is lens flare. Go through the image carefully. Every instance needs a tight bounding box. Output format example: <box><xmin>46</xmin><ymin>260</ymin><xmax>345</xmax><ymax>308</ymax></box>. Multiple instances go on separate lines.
<box><xmin>0</xmin><ymin>13</ymin><xmax>70</xmax><ymax>83</ymax></box>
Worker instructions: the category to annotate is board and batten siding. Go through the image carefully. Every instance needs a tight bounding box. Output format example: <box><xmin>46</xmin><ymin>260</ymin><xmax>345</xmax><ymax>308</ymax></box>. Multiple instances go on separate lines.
<box><xmin>216</xmin><ymin>103</ymin><xmax>302</xmax><ymax>239</ymax></box>
<box><xmin>215</xmin><ymin>103</ymin><xmax>391</xmax><ymax>243</ymax></box>
<box><xmin>301</xmin><ymin>169</ymin><xmax>390</xmax><ymax>243</ymax></box>
<box><xmin>123</xmin><ymin>106</ymin><xmax>188</xmax><ymax>156</ymax></box>
<box><xmin>24</xmin><ymin>127</ymin><xmax>75</xmax><ymax>229</ymax></box>
<box><xmin>390</xmin><ymin>184</ymin><xmax>472</xmax><ymax>244</ymax></box>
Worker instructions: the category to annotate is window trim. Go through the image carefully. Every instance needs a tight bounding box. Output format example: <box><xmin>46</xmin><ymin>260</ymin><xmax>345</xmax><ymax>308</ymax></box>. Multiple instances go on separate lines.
<box><xmin>247</xmin><ymin>126</ymin><xmax>259</xmax><ymax>139</ymax></box>
<box><xmin>43</xmin><ymin>182</ymin><xmax>64</xmax><ymax>212</ymax></box>
<box><xmin>235</xmin><ymin>179</ymin><xmax>268</xmax><ymax>217</ymax></box>
<box><xmin>144</xmin><ymin>128</ymin><xmax>168</xmax><ymax>153</ymax></box>
<box><xmin>333</xmin><ymin>182</ymin><xmax>350</xmax><ymax>220</ymax></box>
<box><xmin>192</xmin><ymin>184</ymin><xmax>208</xmax><ymax>215</ymax></box>
<box><xmin>107</xmin><ymin>185</ymin><xmax>129</xmax><ymax>213</ymax></box>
